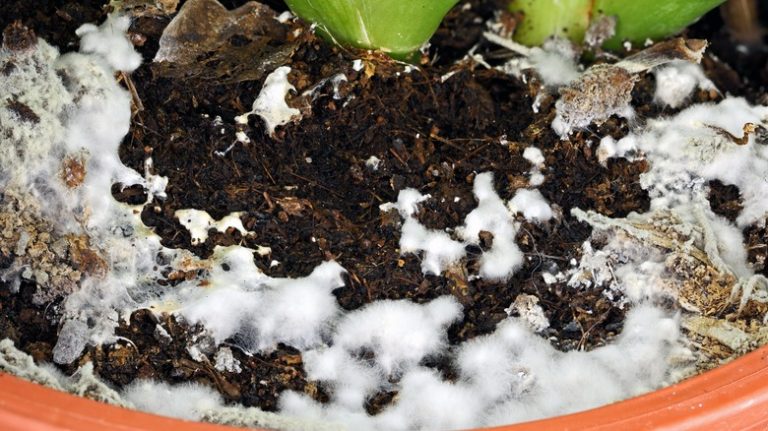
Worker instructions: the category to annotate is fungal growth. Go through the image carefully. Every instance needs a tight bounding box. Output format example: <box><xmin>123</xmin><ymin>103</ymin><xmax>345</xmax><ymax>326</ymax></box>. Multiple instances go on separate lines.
<box><xmin>2</xmin><ymin>2</ymin><xmax>768</xmax><ymax>431</ymax></box>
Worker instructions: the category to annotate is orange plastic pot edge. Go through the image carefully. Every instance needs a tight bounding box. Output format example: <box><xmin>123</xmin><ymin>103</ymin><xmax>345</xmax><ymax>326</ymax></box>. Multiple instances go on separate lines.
<box><xmin>484</xmin><ymin>345</ymin><xmax>768</xmax><ymax>431</ymax></box>
<box><xmin>0</xmin><ymin>373</ymin><xmax>241</xmax><ymax>431</ymax></box>
<box><xmin>0</xmin><ymin>345</ymin><xmax>767</xmax><ymax>431</ymax></box>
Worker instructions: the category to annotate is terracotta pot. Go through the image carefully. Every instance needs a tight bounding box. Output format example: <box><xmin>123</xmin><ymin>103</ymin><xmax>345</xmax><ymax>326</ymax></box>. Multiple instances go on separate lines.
<box><xmin>1</xmin><ymin>345</ymin><xmax>767</xmax><ymax>431</ymax></box>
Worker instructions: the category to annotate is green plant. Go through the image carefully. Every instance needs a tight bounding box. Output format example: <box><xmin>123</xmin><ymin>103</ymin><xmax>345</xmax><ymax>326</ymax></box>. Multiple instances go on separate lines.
<box><xmin>284</xmin><ymin>0</ymin><xmax>459</xmax><ymax>61</ymax></box>
<box><xmin>509</xmin><ymin>0</ymin><xmax>726</xmax><ymax>50</ymax></box>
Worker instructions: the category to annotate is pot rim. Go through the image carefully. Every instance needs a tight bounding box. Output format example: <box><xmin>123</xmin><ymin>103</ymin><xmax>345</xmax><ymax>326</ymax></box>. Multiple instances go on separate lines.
<box><xmin>1</xmin><ymin>345</ymin><xmax>767</xmax><ymax>431</ymax></box>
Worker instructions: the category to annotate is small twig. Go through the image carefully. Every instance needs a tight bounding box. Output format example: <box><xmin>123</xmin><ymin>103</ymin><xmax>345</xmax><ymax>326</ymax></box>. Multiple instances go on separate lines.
<box><xmin>706</xmin><ymin>122</ymin><xmax>762</xmax><ymax>146</ymax></box>
<box><xmin>259</xmin><ymin>158</ymin><xmax>276</xmax><ymax>185</ymax></box>
<box><xmin>577</xmin><ymin>310</ymin><xmax>611</xmax><ymax>351</ymax></box>
<box><xmin>118</xmin><ymin>71</ymin><xmax>144</xmax><ymax>116</ymax></box>
<box><xmin>618</xmin><ymin>38</ymin><xmax>708</xmax><ymax>74</ymax></box>
<box><xmin>388</xmin><ymin>147</ymin><xmax>409</xmax><ymax>168</ymax></box>
<box><xmin>287</xmin><ymin>171</ymin><xmax>346</xmax><ymax>199</ymax></box>
<box><xmin>113</xmin><ymin>336</ymin><xmax>139</xmax><ymax>354</ymax></box>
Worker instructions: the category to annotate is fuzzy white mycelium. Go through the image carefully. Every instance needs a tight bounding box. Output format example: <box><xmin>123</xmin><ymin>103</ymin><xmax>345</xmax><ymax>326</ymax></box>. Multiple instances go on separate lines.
<box><xmin>653</xmin><ymin>60</ymin><xmax>716</xmax><ymax>109</ymax></box>
<box><xmin>485</xmin><ymin>32</ymin><xmax>581</xmax><ymax>88</ymax></box>
<box><xmin>598</xmin><ymin>97</ymin><xmax>768</xmax><ymax>228</ymax></box>
<box><xmin>380</xmin><ymin>172</ymin><xmax>554</xmax><ymax>281</ymax></box>
<box><xmin>0</xmin><ymin>15</ymin><xmax>169</xmax><ymax>365</ymax></box>
<box><xmin>4</xmin><ymin>13</ymin><xmax>767</xmax><ymax>431</ymax></box>
<box><xmin>522</xmin><ymin>146</ymin><xmax>546</xmax><ymax>186</ymax></box>
<box><xmin>124</xmin><ymin>379</ymin><xmax>229</xmax><ymax>421</ymax></box>
<box><xmin>279</xmin><ymin>304</ymin><xmax>682</xmax><ymax>431</ymax></box>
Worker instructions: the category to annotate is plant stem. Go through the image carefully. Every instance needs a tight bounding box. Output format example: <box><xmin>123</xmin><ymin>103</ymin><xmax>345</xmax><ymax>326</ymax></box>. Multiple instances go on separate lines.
<box><xmin>509</xmin><ymin>0</ymin><xmax>727</xmax><ymax>50</ymax></box>
<box><xmin>597</xmin><ymin>0</ymin><xmax>727</xmax><ymax>50</ymax></box>
<box><xmin>508</xmin><ymin>0</ymin><xmax>591</xmax><ymax>47</ymax></box>
<box><xmin>721</xmin><ymin>0</ymin><xmax>763</xmax><ymax>45</ymax></box>
<box><xmin>285</xmin><ymin>0</ymin><xmax>458</xmax><ymax>60</ymax></box>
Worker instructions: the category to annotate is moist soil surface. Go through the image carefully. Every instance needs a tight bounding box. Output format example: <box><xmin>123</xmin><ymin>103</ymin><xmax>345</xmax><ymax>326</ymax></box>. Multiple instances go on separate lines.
<box><xmin>2</xmin><ymin>0</ymin><xmax>768</xmax><ymax>417</ymax></box>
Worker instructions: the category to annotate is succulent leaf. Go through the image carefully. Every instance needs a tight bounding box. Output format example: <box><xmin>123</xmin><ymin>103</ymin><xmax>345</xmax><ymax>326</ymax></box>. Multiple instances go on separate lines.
<box><xmin>285</xmin><ymin>0</ymin><xmax>459</xmax><ymax>60</ymax></box>
<box><xmin>509</xmin><ymin>0</ymin><xmax>726</xmax><ymax>49</ymax></box>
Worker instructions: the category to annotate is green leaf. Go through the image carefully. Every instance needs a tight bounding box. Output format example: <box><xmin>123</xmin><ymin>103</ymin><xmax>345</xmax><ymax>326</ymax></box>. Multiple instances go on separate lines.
<box><xmin>284</xmin><ymin>0</ymin><xmax>459</xmax><ymax>60</ymax></box>
<box><xmin>597</xmin><ymin>0</ymin><xmax>726</xmax><ymax>50</ymax></box>
<box><xmin>509</xmin><ymin>0</ymin><xmax>726</xmax><ymax>50</ymax></box>
<box><xmin>508</xmin><ymin>0</ymin><xmax>591</xmax><ymax>47</ymax></box>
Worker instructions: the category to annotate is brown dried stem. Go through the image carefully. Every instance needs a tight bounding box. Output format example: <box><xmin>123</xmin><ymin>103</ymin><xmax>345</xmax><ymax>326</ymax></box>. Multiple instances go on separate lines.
<box><xmin>721</xmin><ymin>0</ymin><xmax>763</xmax><ymax>45</ymax></box>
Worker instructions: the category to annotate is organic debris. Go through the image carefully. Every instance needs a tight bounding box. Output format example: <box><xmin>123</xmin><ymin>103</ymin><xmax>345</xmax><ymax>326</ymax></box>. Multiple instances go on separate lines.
<box><xmin>553</xmin><ymin>38</ymin><xmax>708</xmax><ymax>137</ymax></box>
<box><xmin>152</xmin><ymin>0</ymin><xmax>298</xmax><ymax>83</ymax></box>
<box><xmin>109</xmin><ymin>0</ymin><xmax>180</xmax><ymax>17</ymax></box>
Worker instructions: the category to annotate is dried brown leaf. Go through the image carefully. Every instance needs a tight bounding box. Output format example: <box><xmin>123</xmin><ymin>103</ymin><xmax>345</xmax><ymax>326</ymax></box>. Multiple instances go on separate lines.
<box><xmin>110</xmin><ymin>0</ymin><xmax>179</xmax><ymax>17</ymax></box>
<box><xmin>152</xmin><ymin>0</ymin><xmax>297</xmax><ymax>84</ymax></box>
<box><xmin>276</xmin><ymin>197</ymin><xmax>313</xmax><ymax>217</ymax></box>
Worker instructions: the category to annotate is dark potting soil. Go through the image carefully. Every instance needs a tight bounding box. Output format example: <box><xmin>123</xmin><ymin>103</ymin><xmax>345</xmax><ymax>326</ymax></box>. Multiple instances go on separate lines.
<box><xmin>1</xmin><ymin>0</ymin><xmax>768</xmax><ymax>415</ymax></box>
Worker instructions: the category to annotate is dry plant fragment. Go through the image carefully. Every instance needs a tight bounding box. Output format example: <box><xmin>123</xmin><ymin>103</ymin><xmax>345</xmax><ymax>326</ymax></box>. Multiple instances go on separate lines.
<box><xmin>152</xmin><ymin>0</ymin><xmax>296</xmax><ymax>84</ymax></box>
<box><xmin>683</xmin><ymin>316</ymin><xmax>749</xmax><ymax>351</ymax></box>
<box><xmin>0</xmin><ymin>192</ymin><xmax>104</xmax><ymax>305</ymax></box>
<box><xmin>553</xmin><ymin>38</ymin><xmax>708</xmax><ymax>137</ymax></box>
<box><xmin>706</xmin><ymin>122</ymin><xmax>762</xmax><ymax>146</ymax></box>
<box><xmin>506</xmin><ymin>294</ymin><xmax>549</xmax><ymax>333</ymax></box>
<box><xmin>721</xmin><ymin>0</ymin><xmax>763</xmax><ymax>45</ymax></box>
<box><xmin>682</xmin><ymin>315</ymin><xmax>768</xmax><ymax>352</ymax></box>
<box><xmin>1</xmin><ymin>21</ymin><xmax>36</xmax><ymax>51</ymax></box>
<box><xmin>583</xmin><ymin>15</ymin><xmax>617</xmax><ymax>51</ymax></box>
<box><xmin>61</xmin><ymin>156</ymin><xmax>87</xmax><ymax>188</ymax></box>
<box><xmin>485</xmin><ymin>34</ymin><xmax>709</xmax><ymax>137</ymax></box>
<box><xmin>618</xmin><ymin>38</ymin><xmax>708</xmax><ymax>74</ymax></box>
<box><xmin>572</xmin><ymin>205</ymin><xmax>768</xmax><ymax>367</ymax></box>
<box><xmin>276</xmin><ymin>197</ymin><xmax>313</xmax><ymax>217</ymax></box>
<box><xmin>553</xmin><ymin>65</ymin><xmax>637</xmax><ymax>137</ymax></box>
<box><xmin>109</xmin><ymin>0</ymin><xmax>180</xmax><ymax>17</ymax></box>
<box><xmin>67</xmin><ymin>235</ymin><xmax>108</xmax><ymax>279</ymax></box>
